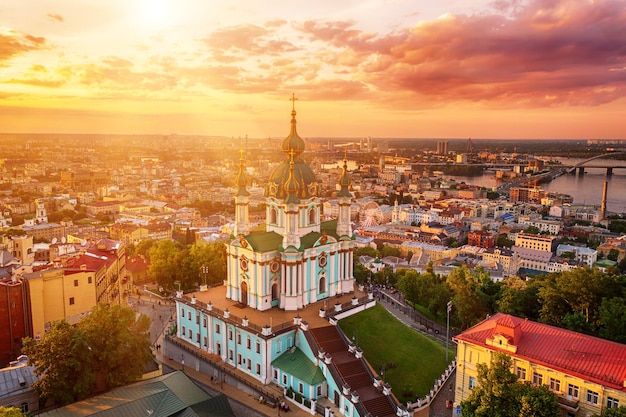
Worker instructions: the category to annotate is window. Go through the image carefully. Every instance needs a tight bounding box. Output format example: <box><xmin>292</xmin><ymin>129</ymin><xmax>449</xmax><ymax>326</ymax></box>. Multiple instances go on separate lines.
<box><xmin>74</xmin><ymin>279</ymin><xmax>78</xmax><ymax>287</ymax></box>
<box><xmin>247</xmin><ymin>337</ymin><xmax>251</xmax><ymax>350</ymax></box>
<box><xmin>203</xmin><ymin>317</ymin><xmax>207</xmax><ymax>328</ymax></box>
<box><xmin>608</xmin><ymin>397</ymin><xmax>620</xmax><ymax>409</ymax></box>
<box><xmin>273</xmin><ymin>369</ymin><xmax>278</xmax><ymax>380</ymax></box>
<box><xmin>196</xmin><ymin>314</ymin><xmax>199</xmax><ymax>324</ymax></box>
<box><xmin>256</xmin><ymin>341</ymin><xmax>261</xmax><ymax>354</ymax></box>
<box><xmin>203</xmin><ymin>337</ymin><xmax>207</xmax><ymax>347</ymax></box>
<box><xmin>515</xmin><ymin>367</ymin><xmax>526</xmax><ymax>380</ymax></box>
<box><xmin>532</xmin><ymin>372</ymin><xmax>543</xmax><ymax>386</ymax></box>
<box><xmin>256</xmin><ymin>363</ymin><xmax>261</xmax><ymax>375</ymax></box>
<box><xmin>188</xmin><ymin>329</ymin><xmax>192</xmax><ymax>338</ymax></box>
<box><xmin>568</xmin><ymin>384</ymin><xmax>579</xmax><ymax>399</ymax></box>
<box><xmin>69</xmin><ymin>297</ymin><xmax>75</xmax><ymax>305</ymax></box>
<box><xmin>187</xmin><ymin>311</ymin><xmax>191</xmax><ymax>320</ymax></box>
<box><xmin>229</xmin><ymin>350</ymin><xmax>233</xmax><ymax>361</ymax></box>
<box><xmin>469</xmin><ymin>376</ymin><xmax>476</xmax><ymax>389</ymax></box>
<box><xmin>549</xmin><ymin>378</ymin><xmax>560</xmax><ymax>392</ymax></box>
<box><xmin>298</xmin><ymin>383</ymin><xmax>304</xmax><ymax>394</ymax></box>
<box><xmin>20</xmin><ymin>403</ymin><xmax>28</xmax><ymax>413</ymax></box>
<box><xmin>247</xmin><ymin>359</ymin><xmax>251</xmax><ymax>370</ymax></box>
<box><xmin>238</xmin><ymin>354</ymin><xmax>242</xmax><ymax>365</ymax></box>
<box><xmin>196</xmin><ymin>333</ymin><xmax>200</xmax><ymax>343</ymax></box>
<box><xmin>180</xmin><ymin>308</ymin><xmax>184</xmax><ymax>317</ymax></box>
<box><xmin>182</xmin><ymin>326</ymin><xmax>186</xmax><ymax>335</ymax></box>
<box><xmin>216</xmin><ymin>342</ymin><xmax>221</xmax><ymax>356</ymax></box>
<box><xmin>317</xmin><ymin>386</ymin><xmax>322</xmax><ymax>396</ymax></box>
<box><xmin>228</xmin><ymin>328</ymin><xmax>233</xmax><ymax>341</ymax></box>
<box><xmin>215</xmin><ymin>324</ymin><xmax>220</xmax><ymax>334</ymax></box>
<box><xmin>88</xmin><ymin>276</ymin><xmax>92</xmax><ymax>284</ymax></box>
<box><xmin>587</xmin><ymin>390</ymin><xmax>599</xmax><ymax>405</ymax></box>
<box><xmin>276</xmin><ymin>340</ymin><xmax>282</xmax><ymax>354</ymax></box>
<box><xmin>283</xmin><ymin>374</ymin><xmax>287</xmax><ymax>384</ymax></box>
<box><xmin>237</xmin><ymin>334</ymin><xmax>241</xmax><ymax>344</ymax></box>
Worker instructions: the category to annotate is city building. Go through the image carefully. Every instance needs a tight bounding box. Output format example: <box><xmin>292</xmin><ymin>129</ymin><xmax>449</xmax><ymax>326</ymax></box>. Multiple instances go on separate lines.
<box><xmin>0</xmin><ymin>355</ymin><xmax>40</xmax><ymax>415</ymax></box>
<box><xmin>454</xmin><ymin>313</ymin><xmax>626</xmax><ymax>417</ymax></box>
<box><xmin>23</xmin><ymin>268</ymin><xmax>97</xmax><ymax>340</ymax></box>
<box><xmin>514</xmin><ymin>233</ymin><xmax>557</xmax><ymax>253</ymax></box>
<box><xmin>0</xmin><ymin>277</ymin><xmax>27</xmax><ymax>367</ymax></box>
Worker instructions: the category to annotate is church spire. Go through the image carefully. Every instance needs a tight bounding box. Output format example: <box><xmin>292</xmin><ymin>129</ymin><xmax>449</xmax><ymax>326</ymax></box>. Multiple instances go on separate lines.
<box><xmin>234</xmin><ymin>148</ymin><xmax>250</xmax><ymax>236</ymax></box>
<box><xmin>284</xmin><ymin>150</ymin><xmax>300</xmax><ymax>204</ymax></box>
<box><xmin>337</xmin><ymin>148</ymin><xmax>352</xmax><ymax>198</ymax></box>
<box><xmin>281</xmin><ymin>93</ymin><xmax>305</xmax><ymax>156</ymax></box>
<box><xmin>235</xmin><ymin>149</ymin><xmax>250</xmax><ymax>197</ymax></box>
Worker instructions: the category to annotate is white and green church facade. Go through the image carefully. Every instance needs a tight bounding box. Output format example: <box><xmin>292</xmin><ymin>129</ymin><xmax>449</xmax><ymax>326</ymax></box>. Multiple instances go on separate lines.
<box><xmin>174</xmin><ymin>104</ymin><xmax>403</xmax><ymax>417</ymax></box>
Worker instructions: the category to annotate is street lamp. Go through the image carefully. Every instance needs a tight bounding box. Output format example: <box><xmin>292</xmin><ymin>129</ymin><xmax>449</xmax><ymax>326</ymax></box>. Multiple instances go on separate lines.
<box><xmin>200</xmin><ymin>265</ymin><xmax>209</xmax><ymax>292</ymax></box>
<box><xmin>446</xmin><ymin>300</ymin><xmax>452</xmax><ymax>362</ymax></box>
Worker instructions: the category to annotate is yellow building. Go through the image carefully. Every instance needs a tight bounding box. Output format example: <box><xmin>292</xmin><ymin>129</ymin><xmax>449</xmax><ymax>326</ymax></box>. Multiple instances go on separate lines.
<box><xmin>23</xmin><ymin>268</ymin><xmax>97</xmax><ymax>340</ymax></box>
<box><xmin>454</xmin><ymin>313</ymin><xmax>626</xmax><ymax>417</ymax></box>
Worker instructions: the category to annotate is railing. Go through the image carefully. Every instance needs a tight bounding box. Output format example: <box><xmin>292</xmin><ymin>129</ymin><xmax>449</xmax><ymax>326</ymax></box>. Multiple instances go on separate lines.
<box><xmin>407</xmin><ymin>361</ymin><xmax>456</xmax><ymax>412</ymax></box>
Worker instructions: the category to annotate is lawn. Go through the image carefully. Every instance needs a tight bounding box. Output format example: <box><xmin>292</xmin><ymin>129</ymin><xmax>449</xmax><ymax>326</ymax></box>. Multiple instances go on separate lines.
<box><xmin>338</xmin><ymin>304</ymin><xmax>455</xmax><ymax>403</ymax></box>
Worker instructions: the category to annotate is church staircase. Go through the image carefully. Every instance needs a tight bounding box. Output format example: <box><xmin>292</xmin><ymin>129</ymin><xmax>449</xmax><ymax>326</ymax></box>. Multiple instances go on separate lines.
<box><xmin>307</xmin><ymin>326</ymin><xmax>398</xmax><ymax>417</ymax></box>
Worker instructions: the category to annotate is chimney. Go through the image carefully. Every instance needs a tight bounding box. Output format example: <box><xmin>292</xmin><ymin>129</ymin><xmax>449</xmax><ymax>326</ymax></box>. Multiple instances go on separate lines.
<box><xmin>601</xmin><ymin>181</ymin><xmax>608</xmax><ymax>219</ymax></box>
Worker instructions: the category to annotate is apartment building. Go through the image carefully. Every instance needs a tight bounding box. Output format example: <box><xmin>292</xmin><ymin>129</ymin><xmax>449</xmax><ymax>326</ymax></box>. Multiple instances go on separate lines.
<box><xmin>454</xmin><ymin>313</ymin><xmax>626</xmax><ymax>417</ymax></box>
<box><xmin>514</xmin><ymin>233</ymin><xmax>557</xmax><ymax>253</ymax></box>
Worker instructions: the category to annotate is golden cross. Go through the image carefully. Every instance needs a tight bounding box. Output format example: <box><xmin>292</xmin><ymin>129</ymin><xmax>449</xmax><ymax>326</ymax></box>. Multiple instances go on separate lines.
<box><xmin>290</xmin><ymin>93</ymin><xmax>298</xmax><ymax>111</ymax></box>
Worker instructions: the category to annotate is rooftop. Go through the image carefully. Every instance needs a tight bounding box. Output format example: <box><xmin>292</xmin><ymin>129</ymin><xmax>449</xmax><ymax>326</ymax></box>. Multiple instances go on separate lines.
<box><xmin>454</xmin><ymin>313</ymin><xmax>626</xmax><ymax>391</ymax></box>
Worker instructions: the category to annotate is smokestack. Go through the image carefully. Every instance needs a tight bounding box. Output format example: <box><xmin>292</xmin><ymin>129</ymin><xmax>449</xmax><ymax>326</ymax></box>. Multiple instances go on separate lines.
<box><xmin>601</xmin><ymin>181</ymin><xmax>608</xmax><ymax>219</ymax></box>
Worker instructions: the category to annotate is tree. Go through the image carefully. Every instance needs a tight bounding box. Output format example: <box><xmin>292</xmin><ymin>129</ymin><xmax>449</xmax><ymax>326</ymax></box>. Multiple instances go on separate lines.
<box><xmin>496</xmin><ymin>234</ymin><xmax>515</xmax><ymax>248</ymax></box>
<box><xmin>596</xmin><ymin>407</ymin><xmax>626</xmax><ymax>417</ymax></box>
<box><xmin>461</xmin><ymin>352</ymin><xmax>559</xmax><ymax>417</ymax></box>
<box><xmin>23</xmin><ymin>304</ymin><xmax>152</xmax><ymax>405</ymax></box>
<box><xmin>0</xmin><ymin>407</ymin><xmax>26</xmax><ymax>417</ymax></box>
<box><xmin>598</xmin><ymin>297</ymin><xmax>626</xmax><ymax>343</ymax></box>
<box><xmin>446</xmin><ymin>266</ymin><xmax>492</xmax><ymax>329</ymax></box>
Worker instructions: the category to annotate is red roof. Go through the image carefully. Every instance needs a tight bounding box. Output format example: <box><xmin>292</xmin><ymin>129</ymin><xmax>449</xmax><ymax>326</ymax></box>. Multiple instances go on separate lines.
<box><xmin>454</xmin><ymin>313</ymin><xmax>626</xmax><ymax>391</ymax></box>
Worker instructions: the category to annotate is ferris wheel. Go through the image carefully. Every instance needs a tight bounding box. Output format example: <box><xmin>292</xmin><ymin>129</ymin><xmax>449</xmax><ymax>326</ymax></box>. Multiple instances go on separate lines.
<box><xmin>359</xmin><ymin>202</ymin><xmax>383</xmax><ymax>227</ymax></box>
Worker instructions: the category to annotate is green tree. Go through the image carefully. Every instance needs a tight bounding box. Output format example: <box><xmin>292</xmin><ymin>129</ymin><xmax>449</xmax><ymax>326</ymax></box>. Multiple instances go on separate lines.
<box><xmin>22</xmin><ymin>321</ymin><xmax>94</xmax><ymax>405</ymax></box>
<box><xmin>381</xmin><ymin>245</ymin><xmax>400</xmax><ymax>258</ymax></box>
<box><xmin>446</xmin><ymin>266</ymin><xmax>491</xmax><ymax>329</ymax></box>
<box><xmin>0</xmin><ymin>406</ymin><xmax>27</xmax><ymax>416</ymax></box>
<box><xmin>598</xmin><ymin>297</ymin><xmax>626</xmax><ymax>343</ymax></box>
<box><xmin>461</xmin><ymin>353</ymin><xmax>559</xmax><ymax>417</ymax></box>
<box><xmin>23</xmin><ymin>304</ymin><xmax>152</xmax><ymax>405</ymax></box>
<box><xmin>148</xmin><ymin>239</ymin><xmax>186</xmax><ymax>289</ymax></box>
<box><xmin>608</xmin><ymin>248</ymin><xmax>620</xmax><ymax>262</ymax></box>
<box><xmin>496</xmin><ymin>234</ymin><xmax>515</xmax><ymax>248</ymax></box>
<box><xmin>596</xmin><ymin>406</ymin><xmax>626</xmax><ymax>417</ymax></box>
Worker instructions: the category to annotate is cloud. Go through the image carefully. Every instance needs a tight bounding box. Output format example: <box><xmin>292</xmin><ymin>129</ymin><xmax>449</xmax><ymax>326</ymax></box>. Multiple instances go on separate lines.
<box><xmin>0</xmin><ymin>30</ymin><xmax>47</xmax><ymax>62</ymax></box>
<box><xmin>202</xmin><ymin>24</ymin><xmax>298</xmax><ymax>56</ymax></box>
<box><xmin>47</xmin><ymin>13</ymin><xmax>64</xmax><ymax>22</ymax></box>
<box><xmin>292</xmin><ymin>0</ymin><xmax>626</xmax><ymax>107</ymax></box>
<box><xmin>6</xmin><ymin>77</ymin><xmax>66</xmax><ymax>88</ymax></box>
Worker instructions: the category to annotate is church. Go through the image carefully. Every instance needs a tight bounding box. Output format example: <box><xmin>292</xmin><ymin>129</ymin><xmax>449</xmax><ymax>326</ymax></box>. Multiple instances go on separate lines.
<box><xmin>225</xmin><ymin>97</ymin><xmax>355</xmax><ymax>311</ymax></box>
<box><xmin>173</xmin><ymin>101</ymin><xmax>401</xmax><ymax>417</ymax></box>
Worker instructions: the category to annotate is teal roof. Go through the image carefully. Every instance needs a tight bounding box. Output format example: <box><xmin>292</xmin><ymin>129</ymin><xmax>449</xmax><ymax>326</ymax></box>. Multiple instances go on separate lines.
<box><xmin>272</xmin><ymin>347</ymin><xmax>326</xmax><ymax>386</ymax></box>
<box><xmin>36</xmin><ymin>371</ymin><xmax>234</xmax><ymax>417</ymax></box>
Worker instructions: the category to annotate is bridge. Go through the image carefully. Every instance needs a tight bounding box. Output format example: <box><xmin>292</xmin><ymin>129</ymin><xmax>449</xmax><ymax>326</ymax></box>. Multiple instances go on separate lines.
<box><xmin>566</xmin><ymin>151</ymin><xmax>626</xmax><ymax>175</ymax></box>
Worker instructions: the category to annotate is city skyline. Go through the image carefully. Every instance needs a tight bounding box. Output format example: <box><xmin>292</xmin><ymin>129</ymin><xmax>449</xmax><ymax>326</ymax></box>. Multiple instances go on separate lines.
<box><xmin>1</xmin><ymin>0</ymin><xmax>625</xmax><ymax>139</ymax></box>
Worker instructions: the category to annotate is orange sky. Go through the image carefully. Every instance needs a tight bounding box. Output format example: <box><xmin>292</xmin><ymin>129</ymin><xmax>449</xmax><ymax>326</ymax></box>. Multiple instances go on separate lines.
<box><xmin>1</xmin><ymin>0</ymin><xmax>625</xmax><ymax>139</ymax></box>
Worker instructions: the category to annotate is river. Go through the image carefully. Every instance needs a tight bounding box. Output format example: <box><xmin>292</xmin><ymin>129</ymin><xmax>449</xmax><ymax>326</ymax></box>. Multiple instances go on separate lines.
<box><xmin>450</xmin><ymin>158</ymin><xmax>626</xmax><ymax>215</ymax></box>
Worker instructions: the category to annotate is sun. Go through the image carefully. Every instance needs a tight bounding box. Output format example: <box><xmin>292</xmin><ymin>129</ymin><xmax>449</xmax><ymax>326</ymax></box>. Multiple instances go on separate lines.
<box><xmin>136</xmin><ymin>0</ymin><xmax>171</xmax><ymax>29</ymax></box>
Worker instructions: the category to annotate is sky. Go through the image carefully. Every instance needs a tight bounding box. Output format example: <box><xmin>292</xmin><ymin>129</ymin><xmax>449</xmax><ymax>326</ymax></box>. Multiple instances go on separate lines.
<box><xmin>1</xmin><ymin>0</ymin><xmax>625</xmax><ymax>139</ymax></box>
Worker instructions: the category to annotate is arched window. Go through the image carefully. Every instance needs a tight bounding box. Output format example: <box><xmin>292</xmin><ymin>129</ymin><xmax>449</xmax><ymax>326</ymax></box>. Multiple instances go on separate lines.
<box><xmin>270</xmin><ymin>207</ymin><xmax>277</xmax><ymax>224</ymax></box>
<box><xmin>319</xmin><ymin>275</ymin><xmax>327</xmax><ymax>294</ymax></box>
<box><xmin>271</xmin><ymin>283</ymin><xmax>279</xmax><ymax>300</ymax></box>
<box><xmin>309</xmin><ymin>208</ymin><xmax>316</xmax><ymax>225</ymax></box>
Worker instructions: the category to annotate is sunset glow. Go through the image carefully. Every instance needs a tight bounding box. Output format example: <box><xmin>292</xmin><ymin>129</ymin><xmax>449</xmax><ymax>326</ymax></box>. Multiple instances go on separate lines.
<box><xmin>1</xmin><ymin>0</ymin><xmax>625</xmax><ymax>139</ymax></box>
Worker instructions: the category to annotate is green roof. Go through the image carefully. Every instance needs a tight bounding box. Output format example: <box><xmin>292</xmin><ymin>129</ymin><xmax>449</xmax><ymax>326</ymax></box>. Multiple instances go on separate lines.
<box><xmin>271</xmin><ymin>347</ymin><xmax>326</xmax><ymax>385</ymax></box>
<box><xmin>244</xmin><ymin>231</ymin><xmax>283</xmax><ymax>252</ymax></box>
<box><xmin>36</xmin><ymin>371</ymin><xmax>234</xmax><ymax>417</ymax></box>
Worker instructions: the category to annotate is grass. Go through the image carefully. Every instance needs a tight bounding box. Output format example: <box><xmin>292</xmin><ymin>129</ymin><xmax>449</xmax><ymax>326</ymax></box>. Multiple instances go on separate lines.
<box><xmin>338</xmin><ymin>304</ymin><xmax>455</xmax><ymax>403</ymax></box>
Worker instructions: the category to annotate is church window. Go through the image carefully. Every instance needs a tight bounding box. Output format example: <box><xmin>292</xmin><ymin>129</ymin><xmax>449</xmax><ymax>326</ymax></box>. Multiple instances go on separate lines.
<box><xmin>273</xmin><ymin>369</ymin><xmax>278</xmax><ymax>380</ymax></box>
<box><xmin>247</xmin><ymin>337</ymin><xmax>251</xmax><ymax>349</ymax></box>
<box><xmin>228</xmin><ymin>328</ymin><xmax>233</xmax><ymax>341</ymax></box>
<box><xmin>319</xmin><ymin>276</ymin><xmax>327</xmax><ymax>294</ymax></box>
<box><xmin>256</xmin><ymin>341</ymin><xmax>261</xmax><ymax>354</ymax></box>
<box><xmin>270</xmin><ymin>207</ymin><xmax>277</xmax><ymax>224</ymax></box>
<box><xmin>298</xmin><ymin>383</ymin><xmax>304</xmax><ymax>394</ymax></box>
<box><xmin>283</xmin><ymin>374</ymin><xmax>287</xmax><ymax>384</ymax></box>
<box><xmin>319</xmin><ymin>253</ymin><xmax>327</xmax><ymax>267</ymax></box>
<box><xmin>215</xmin><ymin>324</ymin><xmax>220</xmax><ymax>334</ymax></box>
<box><xmin>309</xmin><ymin>208</ymin><xmax>316</xmax><ymax>224</ymax></box>
<box><xmin>270</xmin><ymin>260</ymin><xmax>280</xmax><ymax>273</ymax></box>
<box><xmin>271</xmin><ymin>283</ymin><xmax>279</xmax><ymax>300</ymax></box>
<box><xmin>276</xmin><ymin>340</ymin><xmax>282</xmax><ymax>353</ymax></box>
<box><xmin>256</xmin><ymin>363</ymin><xmax>261</xmax><ymax>375</ymax></box>
<box><xmin>237</xmin><ymin>334</ymin><xmax>241</xmax><ymax>345</ymax></box>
